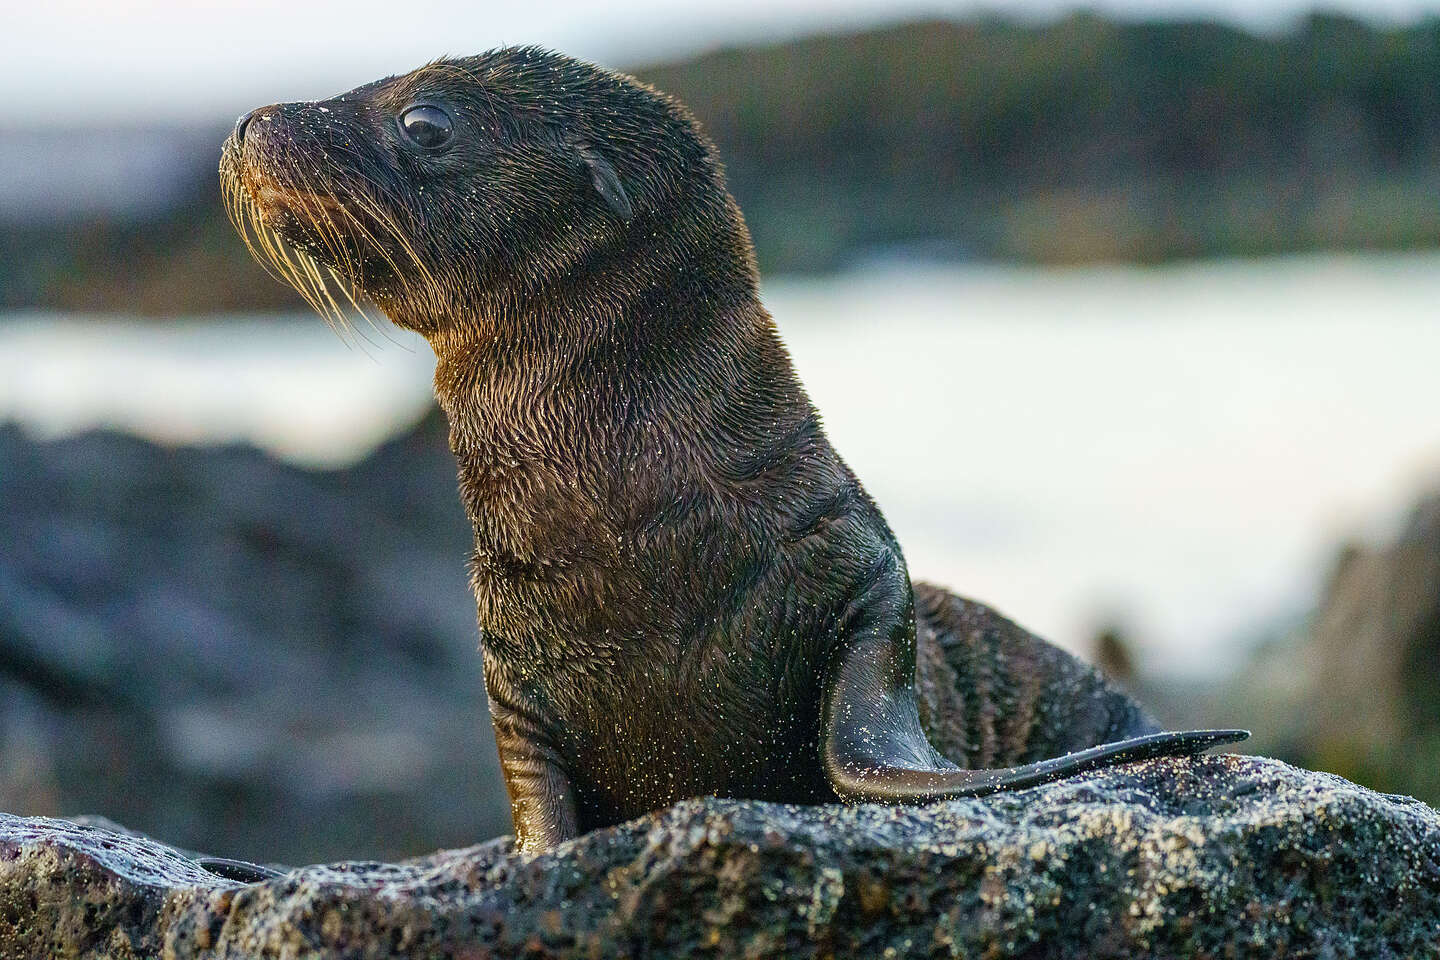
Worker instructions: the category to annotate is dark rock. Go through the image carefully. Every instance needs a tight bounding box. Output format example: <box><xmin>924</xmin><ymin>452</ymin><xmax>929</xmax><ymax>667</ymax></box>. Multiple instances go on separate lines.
<box><xmin>1286</xmin><ymin>488</ymin><xmax>1440</xmax><ymax>805</ymax></box>
<box><xmin>2</xmin><ymin>755</ymin><xmax>1437</xmax><ymax>959</ymax></box>
<box><xmin>1175</xmin><ymin>483</ymin><xmax>1440</xmax><ymax>810</ymax></box>
<box><xmin>0</xmin><ymin>411</ymin><xmax>512</xmax><ymax>865</ymax></box>
<box><xmin>1306</xmin><ymin>493</ymin><xmax>1440</xmax><ymax>741</ymax></box>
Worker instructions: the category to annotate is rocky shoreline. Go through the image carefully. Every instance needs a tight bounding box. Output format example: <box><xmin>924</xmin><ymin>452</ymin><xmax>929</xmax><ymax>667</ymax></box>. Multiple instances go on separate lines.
<box><xmin>0</xmin><ymin>411</ymin><xmax>514</xmax><ymax>865</ymax></box>
<box><xmin>3</xmin><ymin>754</ymin><xmax>1438</xmax><ymax>959</ymax></box>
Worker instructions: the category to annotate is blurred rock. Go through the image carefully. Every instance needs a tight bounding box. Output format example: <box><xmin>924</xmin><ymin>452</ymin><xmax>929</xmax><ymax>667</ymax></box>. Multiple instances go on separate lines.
<box><xmin>1291</xmin><ymin>490</ymin><xmax>1440</xmax><ymax>802</ymax></box>
<box><xmin>3</xmin><ymin>755</ymin><xmax>1438</xmax><ymax>958</ymax></box>
<box><xmin>0</xmin><ymin>409</ymin><xmax>512</xmax><ymax>865</ymax></box>
<box><xmin>1202</xmin><ymin>483</ymin><xmax>1440</xmax><ymax>807</ymax></box>
<box><xmin>1090</xmin><ymin>622</ymin><xmax>1138</xmax><ymax>687</ymax></box>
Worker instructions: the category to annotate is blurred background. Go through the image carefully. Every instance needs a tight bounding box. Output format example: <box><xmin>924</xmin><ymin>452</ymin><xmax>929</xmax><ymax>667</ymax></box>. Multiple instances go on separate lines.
<box><xmin>2</xmin><ymin>0</ymin><xmax>1439</xmax><ymax>865</ymax></box>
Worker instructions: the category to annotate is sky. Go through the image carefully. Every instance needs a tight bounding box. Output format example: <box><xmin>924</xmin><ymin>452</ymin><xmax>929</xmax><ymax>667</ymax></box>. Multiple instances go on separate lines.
<box><xmin>7</xmin><ymin>0</ymin><xmax>1440</xmax><ymax>124</ymax></box>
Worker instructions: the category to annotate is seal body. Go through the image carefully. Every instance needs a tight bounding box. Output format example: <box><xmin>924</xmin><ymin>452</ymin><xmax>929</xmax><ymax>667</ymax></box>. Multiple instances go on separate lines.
<box><xmin>221</xmin><ymin>47</ymin><xmax>1245</xmax><ymax>852</ymax></box>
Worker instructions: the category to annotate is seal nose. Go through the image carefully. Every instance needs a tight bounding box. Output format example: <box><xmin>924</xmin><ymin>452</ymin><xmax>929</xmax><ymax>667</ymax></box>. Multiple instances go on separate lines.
<box><xmin>234</xmin><ymin>109</ymin><xmax>256</xmax><ymax>143</ymax></box>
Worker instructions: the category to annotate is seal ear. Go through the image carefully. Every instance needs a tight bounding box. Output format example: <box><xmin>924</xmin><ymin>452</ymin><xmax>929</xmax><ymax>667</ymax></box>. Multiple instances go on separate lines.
<box><xmin>575</xmin><ymin>142</ymin><xmax>633</xmax><ymax>222</ymax></box>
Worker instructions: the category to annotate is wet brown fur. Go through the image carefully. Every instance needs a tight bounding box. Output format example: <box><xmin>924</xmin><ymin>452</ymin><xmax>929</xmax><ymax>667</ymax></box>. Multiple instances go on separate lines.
<box><xmin>221</xmin><ymin>47</ymin><xmax>1221</xmax><ymax>852</ymax></box>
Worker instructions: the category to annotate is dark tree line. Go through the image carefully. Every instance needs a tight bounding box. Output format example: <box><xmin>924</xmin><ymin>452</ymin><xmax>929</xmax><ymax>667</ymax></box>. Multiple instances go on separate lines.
<box><xmin>6</xmin><ymin>12</ymin><xmax>1440</xmax><ymax>313</ymax></box>
<box><xmin>640</xmin><ymin>12</ymin><xmax>1440</xmax><ymax>270</ymax></box>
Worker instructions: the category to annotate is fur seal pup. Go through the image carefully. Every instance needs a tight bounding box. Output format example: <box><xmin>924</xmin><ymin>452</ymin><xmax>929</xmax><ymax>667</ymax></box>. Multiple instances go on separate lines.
<box><xmin>220</xmin><ymin>47</ymin><xmax>1246</xmax><ymax>853</ymax></box>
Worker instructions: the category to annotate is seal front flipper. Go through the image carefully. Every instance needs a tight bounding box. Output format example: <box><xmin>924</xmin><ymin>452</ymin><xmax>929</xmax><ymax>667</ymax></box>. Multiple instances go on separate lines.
<box><xmin>821</xmin><ymin>569</ymin><xmax>1249</xmax><ymax>802</ymax></box>
<box><xmin>484</xmin><ymin>651</ymin><xmax>580</xmax><ymax>854</ymax></box>
<box><xmin>824</xmin><ymin>721</ymin><xmax>1249</xmax><ymax>802</ymax></box>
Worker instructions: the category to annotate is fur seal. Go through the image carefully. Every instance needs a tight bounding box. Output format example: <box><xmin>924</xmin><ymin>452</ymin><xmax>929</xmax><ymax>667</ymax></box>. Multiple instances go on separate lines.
<box><xmin>220</xmin><ymin>47</ymin><xmax>1246</xmax><ymax>853</ymax></box>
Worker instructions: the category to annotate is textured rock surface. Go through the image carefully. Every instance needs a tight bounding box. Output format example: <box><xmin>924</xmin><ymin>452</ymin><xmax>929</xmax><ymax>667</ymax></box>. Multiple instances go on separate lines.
<box><xmin>3</xmin><ymin>755</ymin><xmax>1437</xmax><ymax>959</ymax></box>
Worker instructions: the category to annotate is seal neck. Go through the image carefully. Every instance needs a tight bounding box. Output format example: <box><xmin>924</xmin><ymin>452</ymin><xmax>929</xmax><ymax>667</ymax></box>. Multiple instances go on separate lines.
<box><xmin>429</xmin><ymin>266</ymin><xmax>813</xmax><ymax>519</ymax></box>
<box><xmin>423</xmin><ymin>220</ymin><xmax>830</xmax><ymax>655</ymax></box>
<box><xmin>424</xmin><ymin>190</ymin><xmax>777</xmax><ymax>452</ymax></box>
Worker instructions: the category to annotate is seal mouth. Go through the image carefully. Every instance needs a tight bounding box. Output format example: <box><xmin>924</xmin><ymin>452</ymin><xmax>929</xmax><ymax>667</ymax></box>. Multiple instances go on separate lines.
<box><xmin>220</xmin><ymin>125</ymin><xmax>445</xmax><ymax>341</ymax></box>
<box><xmin>253</xmin><ymin>182</ymin><xmax>347</xmax><ymax>219</ymax></box>
<box><xmin>219</xmin><ymin>135</ymin><xmax>381</xmax><ymax>337</ymax></box>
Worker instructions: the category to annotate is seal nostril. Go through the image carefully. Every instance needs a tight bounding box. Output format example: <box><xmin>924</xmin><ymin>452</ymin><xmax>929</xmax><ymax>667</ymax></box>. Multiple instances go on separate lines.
<box><xmin>234</xmin><ymin>109</ymin><xmax>256</xmax><ymax>143</ymax></box>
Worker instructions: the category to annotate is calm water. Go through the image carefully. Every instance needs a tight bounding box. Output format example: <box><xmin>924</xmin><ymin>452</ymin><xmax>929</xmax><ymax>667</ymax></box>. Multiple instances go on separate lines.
<box><xmin>4</xmin><ymin>253</ymin><xmax>1439</xmax><ymax>676</ymax></box>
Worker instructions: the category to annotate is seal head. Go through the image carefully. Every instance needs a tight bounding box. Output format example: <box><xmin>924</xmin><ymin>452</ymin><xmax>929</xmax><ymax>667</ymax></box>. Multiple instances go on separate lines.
<box><xmin>221</xmin><ymin>49</ymin><xmax>734</xmax><ymax>338</ymax></box>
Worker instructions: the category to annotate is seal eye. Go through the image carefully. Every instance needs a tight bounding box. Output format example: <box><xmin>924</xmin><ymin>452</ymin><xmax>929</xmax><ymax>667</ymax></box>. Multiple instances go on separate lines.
<box><xmin>398</xmin><ymin>104</ymin><xmax>453</xmax><ymax>151</ymax></box>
